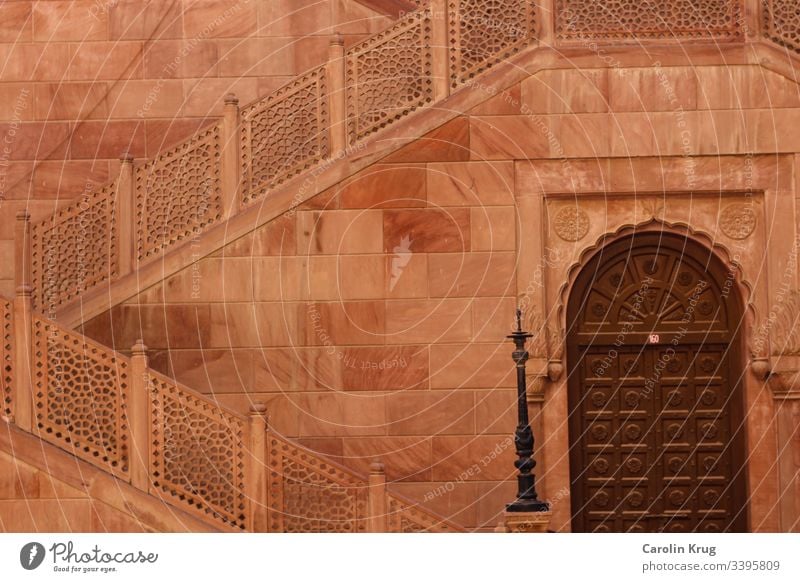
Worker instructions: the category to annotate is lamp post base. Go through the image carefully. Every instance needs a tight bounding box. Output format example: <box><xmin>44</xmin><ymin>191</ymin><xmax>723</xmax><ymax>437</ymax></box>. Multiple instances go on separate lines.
<box><xmin>506</xmin><ymin>498</ymin><xmax>550</xmax><ymax>513</ymax></box>
<box><xmin>501</xmin><ymin>510</ymin><xmax>552</xmax><ymax>533</ymax></box>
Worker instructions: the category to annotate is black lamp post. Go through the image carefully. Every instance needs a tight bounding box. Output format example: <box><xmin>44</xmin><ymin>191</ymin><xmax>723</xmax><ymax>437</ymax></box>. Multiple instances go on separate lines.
<box><xmin>506</xmin><ymin>308</ymin><xmax>549</xmax><ymax>513</ymax></box>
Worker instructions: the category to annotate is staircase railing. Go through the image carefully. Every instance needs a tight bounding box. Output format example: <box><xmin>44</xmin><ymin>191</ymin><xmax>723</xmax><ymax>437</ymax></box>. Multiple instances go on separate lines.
<box><xmin>28</xmin><ymin>0</ymin><xmax>540</xmax><ymax>314</ymax></box>
<box><xmin>26</xmin><ymin>0</ymin><xmax>768</xmax><ymax>315</ymax></box>
<box><xmin>5</xmin><ymin>216</ymin><xmax>461</xmax><ymax>531</ymax></box>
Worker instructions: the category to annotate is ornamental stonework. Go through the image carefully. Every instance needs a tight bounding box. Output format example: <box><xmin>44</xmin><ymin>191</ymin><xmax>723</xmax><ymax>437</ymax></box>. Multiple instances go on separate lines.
<box><xmin>719</xmin><ymin>203</ymin><xmax>756</xmax><ymax>240</ymax></box>
<box><xmin>553</xmin><ymin>206</ymin><xmax>590</xmax><ymax>241</ymax></box>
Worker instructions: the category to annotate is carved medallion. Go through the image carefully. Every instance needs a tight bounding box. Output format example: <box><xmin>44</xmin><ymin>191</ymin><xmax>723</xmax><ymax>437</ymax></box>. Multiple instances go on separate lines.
<box><xmin>702</xmin><ymin>489</ymin><xmax>720</xmax><ymax>506</ymax></box>
<box><xmin>698</xmin><ymin>300</ymin><xmax>714</xmax><ymax>316</ymax></box>
<box><xmin>666</xmin><ymin>390</ymin><xmax>683</xmax><ymax>407</ymax></box>
<box><xmin>702</xmin><ymin>455</ymin><xmax>718</xmax><ymax>472</ymax></box>
<box><xmin>625</xmin><ymin>458</ymin><xmax>643</xmax><ymax>474</ymax></box>
<box><xmin>553</xmin><ymin>206</ymin><xmax>590</xmax><ymax>241</ymax></box>
<box><xmin>624</xmin><ymin>390</ymin><xmax>640</xmax><ymax>408</ymax></box>
<box><xmin>699</xmin><ymin>356</ymin><xmax>717</xmax><ymax>374</ymax></box>
<box><xmin>668</xmin><ymin>490</ymin><xmax>686</xmax><ymax>506</ymax></box>
<box><xmin>593</xmin><ymin>458</ymin><xmax>610</xmax><ymax>475</ymax></box>
<box><xmin>701</xmin><ymin>422</ymin><xmax>718</xmax><ymax>440</ymax></box>
<box><xmin>624</xmin><ymin>424</ymin><xmax>642</xmax><ymax>440</ymax></box>
<box><xmin>700</xmin><ymin>389</ymin><xmax>717</xmax><ymax>405</ymax></box>
<box><xmin>627</xmin><ymin>491</ymin><xmax>645</xmax><ymax>508</ymax></box>
<box><xmin>719</xmin><ymin>203</ymin><xmax>756</xmax><ymax>240</ymax></box>
<box><xmin>591</xmin><ymin>425</ymin><xmax>609</xmax><ymax>441</ymax></box>
<box><xmin>593</xmin><ymin>491</ymin><xmax>610</xmax><ymax>508</ymax></box>
<box><xmin>666</xmin><ymin>423</ymin><xmax>684</xmax><ymax>439</ymax></box>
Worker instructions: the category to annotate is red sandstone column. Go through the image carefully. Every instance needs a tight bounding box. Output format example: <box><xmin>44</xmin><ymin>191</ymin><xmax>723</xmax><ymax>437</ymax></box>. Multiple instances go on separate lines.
<box><xmin>327</xmin><ymin>34</ymin><xmax>347</xmax><ymax>155</ymax></box>
<box><xmin>221</xmin><ymin>94</ymin><xmax>241</xmax><ymax>218</ymax></box>
<box><xmin>129</xmin><ymin>340</ymin><xmax>151</xmax><ymax>491</ymax></box>
<box><xmin>368</xmin><ymin>461</ymin><xmax>388</xmax><ymax>532</ymax></box>
<box><xmin>13</xmin><ymin>211</ymin><xmax>33</xmax><ymax>432</ymax></box>
<box><xmin>247</xmin><ymin>403</ymin><xmax>269</xmax><ymax>532</ymax></box>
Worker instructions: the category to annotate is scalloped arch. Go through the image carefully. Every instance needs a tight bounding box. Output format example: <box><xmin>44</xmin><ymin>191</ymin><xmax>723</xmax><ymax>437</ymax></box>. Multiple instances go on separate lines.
<box><xmin>555</xmin><ymin>217</ymin><xmax>757</xmax><ymax>351</ymax></box>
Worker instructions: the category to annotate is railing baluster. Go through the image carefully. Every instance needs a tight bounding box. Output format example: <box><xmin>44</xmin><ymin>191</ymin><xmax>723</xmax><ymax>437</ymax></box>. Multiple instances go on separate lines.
<box><xmin>328</xmin><ymin>34</ymin><xmax>347</xmax><ymax>157</ymax></box>
<box><xmin>129</xmin><ymin>340</ymin><xmax>150</xmax><ymax>491</ymax></box>
<box><xmin>745</xmin><ymin>0</ymin><xmax>761</xmax><ymax>40</ymax></box>
<box><xmin>368</xmin><ymin>461</ymin><xmax>388</xmax><ymax>532</ymax></box>
<box><xmin>247</xmin><ymin>403</ymin><xmax>269</xmax><ymax>532</ymax></box>
<box><xmin>430</xmin><ymin>0</ymin><xmax>450</xmax><ymax>101</ymax></box>
<box><xmin>13</xmin><ymin>211</ymin><xmax>33</xmax><ymax>432</ymax></box>
<box><xmin>118</xmin><ymin>153</ymin><xmax>135</xmax><ymax>277</ymax></box>
<box><xmin>221</xmin><ymin>95</ymin><xmax>241</xmax><ymax>218</ymax></box>
<box><xmin>539</xmin><ymin>0</ymin><xmax>556</xmax><ymax>46</ymax></box>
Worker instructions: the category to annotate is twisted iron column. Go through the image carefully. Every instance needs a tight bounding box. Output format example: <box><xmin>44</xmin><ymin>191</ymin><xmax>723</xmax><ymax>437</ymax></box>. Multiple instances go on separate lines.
<box><xmin>506</xmin><ymin>309</ymin><xmax>549</xmax><ymax>513</ymax></box>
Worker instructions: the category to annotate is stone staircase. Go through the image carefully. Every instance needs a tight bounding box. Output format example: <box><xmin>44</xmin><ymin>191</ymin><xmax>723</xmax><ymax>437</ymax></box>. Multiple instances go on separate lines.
<box><xmin>0</xmin><ymin>293</ymin><xmax>461</xmax><ymax>532</ymax></box>
<box><xmin>29</xmin><ymin>0</ymin><xmax>540</xmax><ymax>326</ymax></box>
<box><xmin>28</xmin><ymin>0</ymin><xmax>799</xmax><ymax>328</ymax></box>
<box><xmin>8</xmin><ymin>0</ymin><xmax>800</xmax><ymax>531</ymax></box>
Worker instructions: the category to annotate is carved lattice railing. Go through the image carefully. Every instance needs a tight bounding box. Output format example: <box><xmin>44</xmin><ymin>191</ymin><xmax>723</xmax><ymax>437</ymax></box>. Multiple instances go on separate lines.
<box><xmin>25</xmin><ymin>0</ymin><xmax>540</xmax><ymax>312</ymax></box>
<box><xmin>31</xmin><ymin>315</ymin><xmax>130</xmax><ymax>479</ymax></box>
<box><xmin>5</xmin><ymin>293</ymin><xmax>462</xmax><ymax>532</ymax></box>
<box><xmin>345</xmin><ymin>9</ymin><xmax>434</xmax><ymax>144</ymax></box>
<box><xmin>240</xmin><ymin>67</ymin><xmax>329</xmax><ymax>206</ymax></box>
<box><xmin>30</xmin><ymin>182</ymin><xmax>119</xmax><ymax>313</ymax></box>
<box><xmin>763</xmin><ymin>0</ymin><xmax>800</xmax><ymax>53</ymax></box>
<box><xmin>1</xmin><ymin>297</ymin><xmax>12</xmax><ymax>420</ymax></box>
<box><xmin>25</xmin><ymin>2</ymin><xmax>768</xmax><ymax>317</ymax></box>
<box><xmin>267</xmin><ymin>432</ymin><xmax>368</xmax><ymax>532</ymax></box>
<box><xmin>135</xmin><ymin>124</ymin><xmax>223</xmax><ymax>261</ymax></box>
<box><xmin>555</xmin><ymin>0</ymin><xmax>744</xmax><ymax>41</ymax></box>
<box><xmin>448</xmin><ymin>0</ymin><xmax>537</xmax><ymax>87</ymax></box>
<box><xmin>149</xmin><ymin>369</ymin><xmax>249</xmax><ymax>529</ymax></box>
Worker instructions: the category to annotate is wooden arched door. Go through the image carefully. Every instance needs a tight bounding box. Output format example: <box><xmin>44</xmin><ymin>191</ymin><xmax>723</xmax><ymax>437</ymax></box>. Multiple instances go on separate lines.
<box><xmin>567</xmin><ymin>232</ymin><xmax>748</xmax><ymax>532</ymax></box>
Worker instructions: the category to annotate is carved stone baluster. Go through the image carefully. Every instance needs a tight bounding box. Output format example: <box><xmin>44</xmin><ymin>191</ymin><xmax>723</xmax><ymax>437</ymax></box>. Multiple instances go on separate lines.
<box><xmin>430</xmin><ymin>0</ymin><xmax>450</xmax><ymax>101</ymax></box>
<box><xmin>539</xmin><ymin>0</ymin><xmax>556</xmax><ymax>46</ymax></box>
<box><xmin>248</xmin><ymin>403</ymin><xmax>269</xmax><ymax>532</ymax></box>
<box><xmin>327</xmin><ymin>33</ymin><xmax>346</xmax><ymax>157</ymax></box>
<box><xmin>744</xmin><ymin>0</ymin><xmax>761</xmax><ymax>40</ymax></box>
<box><xmin>221</xmin><ymin>94</ymin><xmax>241</xmax><ymax>218</ymax></box>
<box><xmin>117</xmin><ymin>153</ymin><xmax>135</xmax><ymax>276</ymax></box>
<box><xmin>368</xmin><ymin>461</ymin><xmax>388</xmax><ymax>532</ymax></box>
<box><xmin>129</xmin><ymin>340</ymin><xmax>150</xmax><ymax>491</ymax></box>
<box><xmin>13</xmin><ymin>212</ymin><xmax>33</xmax><ymax>431</ymax></box>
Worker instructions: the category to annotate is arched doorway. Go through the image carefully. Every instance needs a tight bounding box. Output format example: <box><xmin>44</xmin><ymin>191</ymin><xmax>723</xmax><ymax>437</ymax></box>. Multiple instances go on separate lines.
<box><xmin>566</xmin><ymin>231</ymin><xmax>748</xmax><ymax>532</ymax></box>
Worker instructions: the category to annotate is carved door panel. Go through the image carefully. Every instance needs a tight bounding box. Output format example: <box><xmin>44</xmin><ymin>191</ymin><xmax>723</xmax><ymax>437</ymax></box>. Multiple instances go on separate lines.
<box><xmin>567</xmin><ymin>234</ymin><xmax>748</xmax><ymax>532</ymax></box>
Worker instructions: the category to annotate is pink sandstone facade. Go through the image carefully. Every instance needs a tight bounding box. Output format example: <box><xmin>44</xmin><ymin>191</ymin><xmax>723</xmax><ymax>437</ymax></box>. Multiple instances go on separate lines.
<box><xmin>1</xmin><ymin>0</ymin><xmax>800</xmax><ymax>533</ymax></box>
<box><xmin>0</xmin><ymin>0</ymin><xmax>391</xmax><ymax>296</ymax></box>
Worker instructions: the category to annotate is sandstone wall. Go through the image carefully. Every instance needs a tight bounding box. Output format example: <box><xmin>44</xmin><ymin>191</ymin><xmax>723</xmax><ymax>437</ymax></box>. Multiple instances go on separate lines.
<box><xmin>80</xmin><ymin>63</ymin><xmax>800</xmax><ymax>531</ymax></box>
<box><xmin>0</xmin><ymin>0</ymin><xmax>390</xmax><ymax>296</ymax></box>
